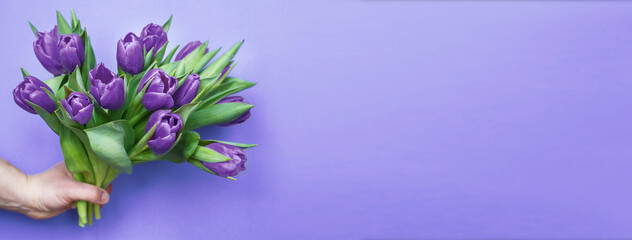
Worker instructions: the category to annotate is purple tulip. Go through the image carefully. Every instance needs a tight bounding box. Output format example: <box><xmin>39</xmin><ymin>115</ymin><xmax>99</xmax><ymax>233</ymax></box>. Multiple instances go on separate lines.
<box><xmin>216</xmin><ymin>96</ymin><xmax>251</xmax><ymax>126</ymax></box>
<box><xmin>13</xmin><ymin>76</ymin><xmax>56</xmax><ymax>114</ymax></box>
<box><xmin>57</xmin><ymin>34</ymin><xmax>85</xmax><ymax>73</ymax></box>
<box><xmin>146</xmin><ymin>110</ymin><xmax>183</xmax><ymax>154</ymax></box>
<box><xmin>173</xmin><ymin>74</ymin><xmax>200</xmax><ymax>108</ymax></box>
<box><xmin>138</xmin><ymin>69</ymin><xmax>178</xmax><ymax>111</ymax></box>
<box><xmin>140</xmin><ymin>23</ymin><xmax>167</xmax><ymax>56</ymax></box>
<box><xmin>117</xmin><ymin>33</ymin><xmax>144</xmax><ymax>75</ymax></box>
<box><xmin>33</xmin><ymin>25</ymin><xmax>64</xmax><ymax>75</ymax></box>
<box><xmin>89</xmin><ymin>63</ymin><xmax>125</xmax><ymax>110</ymax></box>
<box><xmin>174</xmin><ymin>41</ymin><xmax>208</xmax><ymax>61</ymax></box>
<box><xmin>61</xmin><ymin>92</ymin><xmax>93</xmax><ymax>125</ymax></box>
<box><xmin>201</xmin><ymin>143</ymin><xmax>247</xmax><ymax>178</ymax></box>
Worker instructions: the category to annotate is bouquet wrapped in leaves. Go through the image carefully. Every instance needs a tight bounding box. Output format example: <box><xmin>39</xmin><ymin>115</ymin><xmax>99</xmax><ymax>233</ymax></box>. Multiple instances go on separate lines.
<box><xmin>13</xmin><ymin>10</ymin><xmax>255</xmax><ymax>227</ymax></box>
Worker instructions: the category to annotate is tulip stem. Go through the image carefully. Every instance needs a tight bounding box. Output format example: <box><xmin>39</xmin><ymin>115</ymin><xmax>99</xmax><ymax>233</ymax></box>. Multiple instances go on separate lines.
<box><xmin>87</xmin><ymin>203</ymin><xmax>93</xmax><ymax>226</ymax></box>
<box><xmin>77</xmin><ymin>200</ymin><xmax>87</xmax><ymax>227</ymax></box>
<box><xmin>94</xmin><ymin>203</ymin><xmax>101</xmax><ymax>220</ymax></box>
<box><xmin>129</xmin><ymin>108</ymin><xmax>149</xmax><ymax>126</ymax></box>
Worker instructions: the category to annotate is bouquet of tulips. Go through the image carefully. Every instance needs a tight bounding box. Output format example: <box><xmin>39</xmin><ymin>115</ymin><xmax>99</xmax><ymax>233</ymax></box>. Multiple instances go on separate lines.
<box><xmin>12</xmin><ymin>10</ymin><xmax>255</xmax><ymax>227</ymax></box>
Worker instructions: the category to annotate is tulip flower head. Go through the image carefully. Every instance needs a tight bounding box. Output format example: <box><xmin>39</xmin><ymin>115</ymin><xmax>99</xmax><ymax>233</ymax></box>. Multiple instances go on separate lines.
<box><xmin>89</xmin><ymin>63</ymin><xmax>125</xmax><ymax>110</ymax></box>
<box><xmin>13</xmin><ymin>76</ymin><xmax>57</xmax><ymax>114</ymax></box>
<box><xmin>201</xmin><ymin>143</ymin><xmax>247</xmax><ymax>178</ymax></box>
<box><xmin>138</xmin><ymin>69</ymin><xmax>178</xmax><ymax>111</ymax></box>
<box><xmin>33</xmin><ymin>25</ymin><xmax>65</xmax><ymax>75</ymax></box>
<box><xmin>174</xmin><ymin>41</ymin><xmax>208</xmax><ymax>61</ymax></box>
<box><xmin>117</xmin><ymin>33</ymin><xmax>145</xmax><ymax>75</ymax></box>
<box><xmin>172</xmin><ymin>73</ymin><xmax>200</xmax><ymax>108</ymax></box>
<box><xmin>216</xmin><ymin>96</ymin><xmax>252</xmax><ymax>126</ymax></box>
<box><xmin>61</xmin><ymin>92</ymin><xmax>93</xmax><ymax>125</ymax></box>
<box><xmin>57</xmin><ymin>34</ymin><xmax>85</xmax><ymax>73</ymax></box>
<box><xmin>140</xmin><ymin>23</ymin><xmax>167</xmax><ymax>56</ymax></box>
<box><xmin>146</xmin><ymin>109</ymin><xmax>183</xmax><ymax>154</ymax></box>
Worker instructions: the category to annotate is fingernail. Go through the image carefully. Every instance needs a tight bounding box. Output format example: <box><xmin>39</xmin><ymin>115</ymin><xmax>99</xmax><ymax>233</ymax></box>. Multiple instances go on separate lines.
<box><xmin>100</xmin><ymin>190</ymin><xmax>110</xmax><ymax>203</ymax></box>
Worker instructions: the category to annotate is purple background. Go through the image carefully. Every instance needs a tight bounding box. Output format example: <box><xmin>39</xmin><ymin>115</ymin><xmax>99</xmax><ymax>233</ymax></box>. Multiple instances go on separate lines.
<box><xmin>1</xmin><ymin>0</ymin><xmax>632</xmax><ymax>239</ymax></box>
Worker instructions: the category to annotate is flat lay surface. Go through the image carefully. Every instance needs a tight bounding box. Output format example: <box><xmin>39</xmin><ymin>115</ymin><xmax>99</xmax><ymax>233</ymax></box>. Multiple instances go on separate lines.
<box><xmin>0</xmin><ymin>0</ymin><xmax>631</xmax><ymax>239</ymax></box>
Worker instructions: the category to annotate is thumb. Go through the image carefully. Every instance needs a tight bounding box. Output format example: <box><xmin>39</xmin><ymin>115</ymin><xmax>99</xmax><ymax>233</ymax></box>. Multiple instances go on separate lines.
<box><xmin>64</xmin><ymin>182</ymin><xmax>110</xmax><ymax>205</ymax></box>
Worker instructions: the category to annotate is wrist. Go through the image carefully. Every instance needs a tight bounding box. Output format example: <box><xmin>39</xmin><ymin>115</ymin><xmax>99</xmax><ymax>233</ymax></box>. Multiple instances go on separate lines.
<box><xmin>0</xmin><ymin>169</ymin><xmax>33</xmax><ymax>214</ymax></box>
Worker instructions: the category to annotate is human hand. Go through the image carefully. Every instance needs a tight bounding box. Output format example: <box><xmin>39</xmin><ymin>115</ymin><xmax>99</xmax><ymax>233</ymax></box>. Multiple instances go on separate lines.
<box><xmin>21</xmin><ymin>162</ymin><xmax>112</xmax><ymax>219</ymax></box>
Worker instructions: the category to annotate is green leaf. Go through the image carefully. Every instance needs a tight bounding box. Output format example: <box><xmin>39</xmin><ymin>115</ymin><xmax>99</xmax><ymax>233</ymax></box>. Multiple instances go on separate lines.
<box><xmin>174</xmin><ymin>60</ymin><xmax>186</xmax><ymax>76</ymax></box>
<box><xmin>44</xmin><ymin>75</ymin><xmax>65</xmax><ymax>93</ymax></box>
<box><xmin>188</xmin><ymin>159</ymin><xmax>215</xmax><ymax>174</ymax></box>
<box><xmin>162</xmin><ymin>15</ymin><xmax>173</xmax><ymax>33</ymax></box>
<box><xmin>130</xmin><ymin>150</ymin><xmax>161</xmax><ymax>163</ymax></box>
<box><xmin>181</xmin><ymin>41</ymin><xmax>208</xmax><ymax>73</ymax></box>
<box><xmin>143</xmin><ymin>49</ymin><xmax>154</xmax><ymax>70</ymax></box>
<box><xmin>59</xmin><ymin>126</ymin><xmax>93</xmax><ymax>177</ymax></box>
<box><xmin>161</xmin><ymin>45</ymin><xmax>179</xmax><ymax>65</ymax></box>
<box><xmin>56</xmin><ymin>10</ymin><xmax>72</xmax><ymax>34</ymax></box>
<box><xmin>20</xmin><ymin>68</ymin><xmax>30</xmax><ymax>78</ymax></box>
<box><xmin>28</xmin><ymin>22</ymin><xmax>38</xmax><ymax>38</ymax></box>
<box><xmin>162</xmin><ymin>131</ymin><xmax>200</xmax><ymax>164</ymax></box>
<box><xmin>67</xmin><ymin>67</ymin><xmax>85</xmax><ymax>92</ymax></box>
<box><xmin>128</xmin><ymin>122</ymin><xmax>156</xmax><ymax>160</ymax></box>
<box><xmin>191</xmin><ymin>145</ymin><xmax>231</xmax><ymax>163</ymax></box>
<box><xmin>26</xmin><ymin>100</ymin><xmax>60</xmax><ymax>135</ymax></box>
<box><xmin>159</xmin><ymin>61</ymin><xmax>179</xmax><ymax>75</ymax></box>
<box><xmin>185</xmin><ymin>102</ymin><xmax>253</xmax><ymax>130</ymax></box>
<box><xmin>199</xmin><ymin>77</ymin><xmax>255</xmax><ymax>108</ymax></box>
<box><xmin>125</xmin><ymin>62</ymin><xmax>157</xmax><ymax>109</ymax></box>
<box><xmin>70</xmin><ymin>9</ymin><xmax>78</xmax><ymax>29</ymax></box>
<box><xmin>193</xmin><ymin>47</ymin><xmax>221</xmax><ymax>73</ymax></box>
<box><xmin>125</xmin><ymin>76</ymin><xmax>152</xmax><ymax>120</ymax></box>
<box><xmin>196</xmin><ymin>61</ymin><xmax>236</xmax><ymax>101</ymax></box>
<box><xmin>84</xmin><ymin>120</ymin><xmax>134</xmax><ymax>174</ymax></box>
<box><xmin>132</xmin><ymin>114</ymin><xmax>148</xmax><ymax>142</ymax></box>
<box><xmin>198</xmin><ymin>140</ymin><xmax>257</xmax><ymax>149</ymax></box>
<box><xmin>174</xmin><ymin>102</ymin><xmax>199</xmax><ymax>125</ymax></box>
<box><xmin>85</xmin><ymin>92</ymin><xmax>113</xmax><ymax>128</ymax></box>
<box><xmin>153</xmin><ymin>41</ymin><xmax>169</xmax><ymax>64</ymax></box>
<box><xmin>72</xmin><ymin>20</ymin><xmax>83</xmax><ymax>35</ymax></box>
<box><xmin>80</xmin><ymin>30</ymin><xmax>95</xmax><ymax>84</ymax></box>
<box><xmin>199</xmin><ymin>40</ymin><xmax>243</xmax><ymax>79</ymax></box>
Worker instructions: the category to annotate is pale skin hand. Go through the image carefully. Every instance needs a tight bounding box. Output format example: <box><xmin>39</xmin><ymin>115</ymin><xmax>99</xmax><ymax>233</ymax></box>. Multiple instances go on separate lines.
<box><xmin>0</xmin><ymin>158</ymin><xmax>111</xmax><ymax>219</ymax></box>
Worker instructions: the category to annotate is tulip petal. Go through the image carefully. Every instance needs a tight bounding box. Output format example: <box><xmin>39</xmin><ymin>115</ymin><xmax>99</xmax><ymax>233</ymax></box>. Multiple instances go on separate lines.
<box><xmin>142</xmin><ymin>92</ymin><xmax>174</xmax><ymax>111</ymax></box>
<box><xmin>147</xmin><ymin>132</ymin><xmax>176</xmax><ymax>155</ymax></box>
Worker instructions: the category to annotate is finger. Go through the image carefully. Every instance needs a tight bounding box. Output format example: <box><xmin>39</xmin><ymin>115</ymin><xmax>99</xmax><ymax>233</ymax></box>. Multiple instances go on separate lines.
<box><xmin>64</xmin><ymin>182</ymin><xmax>110</xmax><ymax>205</ymax></box>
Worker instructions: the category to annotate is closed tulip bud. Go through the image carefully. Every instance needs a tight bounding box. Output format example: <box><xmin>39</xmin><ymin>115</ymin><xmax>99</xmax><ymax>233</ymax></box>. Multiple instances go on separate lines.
<box><xmin>13</xmin><ymin>76</ymin><xmax>56</xmax><ymax>114</ymax></box>
<box><xmin>117</xmin><ymin>33</ymin><xmax>144</xmax><ymax>75</ymax></box>
<box><xmin>33</xmin><ymin>25</ymin><xmax>65</xmax><ymax>75</ymax></box>
<box><xmin>174</xmin><ymin>41</ymin><xmax>208</xmax><ymax>61</ymax></box>
<box><xmin>216</xmin><ymin>96</ymin><xmax>252</xmax><ymax>126</ymax></box>
<box><xmin>146</xmin><ymin>109</ymin><xmax>183</xmax><ymax>154</ymax></box>
<box><xmin>57</xmin><ymin>34</ymin><xmax>85</xmax><ymax>73</ymax></box>
<box><xmin>89</xmin><ymin>63</ymin><xmax>125</xmax><ymax>110</ymax></box>
<box><xmin>173</xmin><ymin>73</ymin><xmax>200</xmax><ymax>108</ymax></box>
<box><xmin>61</xmin><ymin>92</ymin><xmax>93</xmax><ymax>125</ymax></box>
<box><xmin>138</xmin><ymin>69</ymin><xmax>178</xmax><ymax>111</ymax></box>
<box><xmin>140</xmin><ymin>23</ymin><xmax>167</xmax><ymax>56</ymax></box>
<box><xmin>201</xmin><ymin>143</ymin><xmax>247</xmax><ymax>178</ymax></box>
